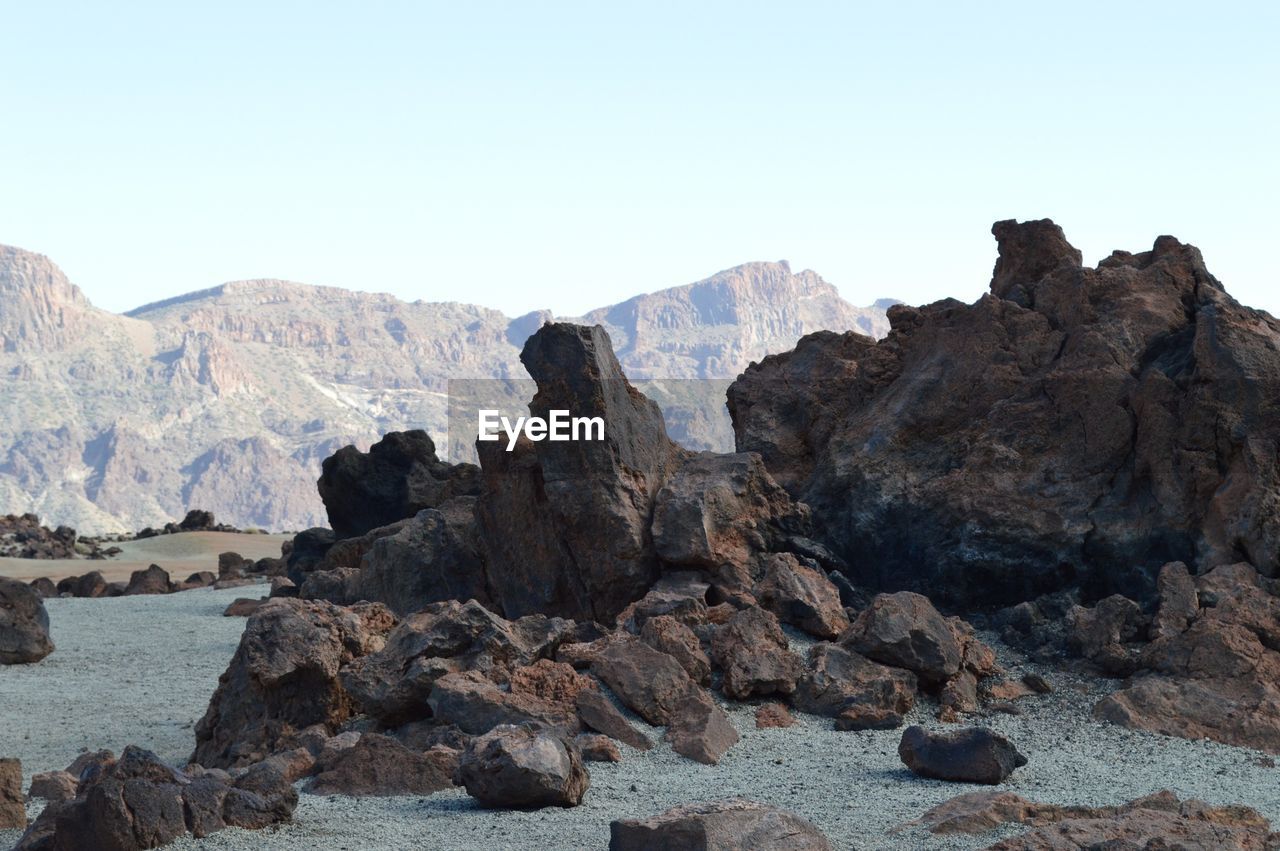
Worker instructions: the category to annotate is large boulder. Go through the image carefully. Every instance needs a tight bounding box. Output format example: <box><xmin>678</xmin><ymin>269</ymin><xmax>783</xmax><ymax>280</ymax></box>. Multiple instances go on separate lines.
<box><xmin>454</xmin><ymin>725</ymin><xmax>589</xmax><ymax>809</ymax></box>
<box><xmin>475</xmin><ymin>323</ymin><xmax>686</xmax><ymax>623</ymax></box>
<box><xmin>591</xmin><ymin>636</ymin><xmax>700</xmax><ymax>726</ymax></box>
<box><xmin>729</xmin><ymin>220</ymin><xmax>1280</xmax><ymax>607</ymax></box>
<box><xmin>753</xmin><ymin>553</ymin><xmax>849</xmax><ymax>639</ymax></box>
<box><xmin>340</xmin><ymin>599</ymin><xmax>574</xmax><ymax>726</ymax></box>
<box><xmin>839</xmin><ymin>592</ymin><xmax>962</xmax><ymax>687</ymax></box>
<box><xmin>794</xmin><ymin>643</ymin><xmax>917</xmax><ymax>730</ymax></box>
<box><xmin>0</xmin><ymin>576</ymin><xmax>54</xmax><ymax>664</ymax></box>
<box><xmin>710</xmin><ymin>607</ymin><xmax>803</xmax><ymax>700</ymax></box>
<box><xmin>610</xmin><ymin>799</ymin><xmax>833</xmax><ymax>851</ymax></box>
<box><xmin>318</xmin><ymin>430</ymin><xmax>480</xmax><ymax>540</ymax></box>
<box><xmin>898</xmin><ymin>725</ymin><xmax>1027</xmax><ymax>785</ymax></box>
<box><xmin>122</xmin><ymin>565</ymin><xmax>173</xmax><ymax>596</ymax></box>
<box><xmin>192</xmin><ymin>598</ymin><xmax>395</xmax><ymax>768</ymax></box>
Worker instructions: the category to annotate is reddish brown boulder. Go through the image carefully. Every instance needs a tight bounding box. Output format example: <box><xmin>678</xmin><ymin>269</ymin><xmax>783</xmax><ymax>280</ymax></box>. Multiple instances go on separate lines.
<box><xmin>610</xmin><ymin>799</ymin><xmax>833</xmax><ymax>851</ymax></box>
<box><xmin>1151</xmin><ymin>561</ymin><xmax>1198</xmax><ymax>639</ymax></box>
<box><xmin>616</xmin><ymin>573</ymin><xmax>711</xmax><ymax>631</ymax></box>
<box><xmin>192</xmin><ymin>598</ymin><xmax>395</xmax><ymax>768</ymax></box>
<box><xmin>304</xmin><ymin>734</ymin><xmax>456</xmax><ymax>796</ymax></box>
<box><xmin>710</xmin><ymin>608</ymin><xmax>803</xmax><ymax>700</ymax></box>
<box><xmin>27</xmin><ymin>770</ymin><xmax>78</xmax><ymax>804</ymax></box>
<box><xmin>794</xmin><ymin>643</ymin><xmax>916</xmax><ymax>730</ymax></box>
<box><xmin>222</xmin><ymin>598</ymin><xmax>266</xmax><ymax>617</ymax></box>
<box><xmin>755</xmin><ymin>703</ymin><xmax>795</xmax><ymax>729</ymax></box>
<box><xmin>664</xmin><ymin>690</ymin><xmax>739</xmax><ymax>765</ymax></box>
<box><xmin>1</xmin><ymin>757</ymin><xmax>24</xmax><ymax>830</ymax></box>
<box><xmin>840</xmin><ymin>592</ymin><xmax>962</xmax><ymax>687</ymax></box>
<box><xmin>640</xmin><ymin>615</ymin><xmax>711</xmax><ymax>685</ymax></box>
<box><xmin>591</xmin><ymin>636</ymin><xmax>700</xmax><ymax>726</ymax></box>
<box><xmin>574</xmin><ymin>689</ymin><xmax>653</xmax><ymax>752</ymax></box>
<box><xmin>0</xmin><ymin>577</ymin><xmax>54</xmax><ymax>664</ymax></box>
<box><xmin>455</xmin><ymin>724</ymin><xmax>589</xmax><ymax>809</ymax></box>
<box><xmin>428</xmin><ymin>670</ymin><xmax>580</xmax><ymax>735</ymax></box>
<box><xmin>753</xmin><ymin>553</ymin><xmax>849</xmax><ymax>639</ymax></box>
<box><xmin>575</xmin><ymin>734</ymin><xmax>622</xmax><ymax>763</ymax></box>
<box><xmin>340</xmin><ymin>599</ymin><xmax>573</xmax><ymax>726</ymax></box>
<box><xmin>509</xmin><ymin>659</ymin><xmax>597</xmax><ymax>708</ymax></box>
<box><xmin>898</xmin><ymin>725</ymin><xmax>1027</xmax><ymax>785</ymax></box>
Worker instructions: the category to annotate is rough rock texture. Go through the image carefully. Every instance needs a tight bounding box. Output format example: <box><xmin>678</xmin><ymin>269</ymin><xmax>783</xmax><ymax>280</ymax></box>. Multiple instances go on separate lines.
<box><xmin>574</xmin><ymin>689</ymin><xmax>653</xmax><ymax>752</ymax></box>
<box><xmin>710</xmin><ymin>608</ymin><xmax>803</xmax><ymax>700</ymax></box>
<box><xmin>1093</xmin><ymin>562</ymin><xmax>1280</xmax><ymax>753</ymax></box>
<box><xmin>0</xmin><ymin>757</ymin><xmax>24</xmax><ymax>830</ymax></box>
<box><xmin>752</xmin><ymin>553</ymin><xmax>849</xmax><ymax>639</ymax></box>
<box><xmin>454</xmin><ymin>725</ymin><xmax>589</xmax><ymax>809</ymax></box>
<box><xmin>13</xmin><ymin>746</ymin><xmax>297</xmax><ymax>850</ymax></box>
<box><xmin>318</xmin><ymin>430</ymin><xmax>480</xmax><ymax>540</ymax></box>
<box><xmin>901</xmin><ymin>789</ymin><xmax>1279</xmax><ymax>848</ymax></box>
<box><xmin>27</xmin><ymin>771</ymin><xmax>78</xmax><ymax>804</ymax></box>
<box><xmin>664</xmin><ymin>691</ymin><xmax>739</xmax><ymax>765</ymax></box>
<box><xmin>898</xmin><ymin>725</ymin><xmax>1028</xmax><ymax>785</ymax></box>
<box><xmin>754</xmin><ymin>703</ymin><xmax>795</xmax><ymax>729</ymax></box>
<box><xmin>476</xmin><ymin>323</ymin><xmax>686</xmax><ymax>623</ymax></box>
<box><xmin>794</xmin><ymin>643</ymin><xmax>917</xmax><ymax>730</ymax></box>
<box><xmin>650</xmin><ymin>451</ymin><xmax>808</xmax><ymax>571</ymax></box>
<box><xmin>640</xmin><ymin>615</ymin><xmax>711</xmax><ymax>685</ymax></box>
<box><xmin>341</xmin><ymin>600</ymin><xmax>574</xmax><ymax>726</ymax></box>
<box><xmin>610</xmin><ymin>799</ymin><xmax>833</xmax><ymax>851</ymax></box>
<box><xmin>428</xmin><ymin>670</ymin><xmax>581</xmax><ymax>735</ymax></box>
<box><xmin>729</xmin><ymin>219</ymin><xmax>1280</xmax><ymax>607</ymax></box>
<box><xmin>574</xmin><ymin>734</ymin><xmax>622</xmax><ymax>763</ymax></box>
<box><xmin>303</xmin><ymin>734</ymin><xmax>456</xmax><ymax>797</ymax></box>
<box><xmin>591</xmin><ymin>637</ymin><xmax>700</xmax><ymax>726</ymax></box>
<box><xmin>0</xmin><ymin>576</ymin><xmax>54</xmax><ymax>664</ymax></box>
<box><xmin>192</xmin><ymin>598</ymin><xmax>395</xmax><ymax>768</ymax></box>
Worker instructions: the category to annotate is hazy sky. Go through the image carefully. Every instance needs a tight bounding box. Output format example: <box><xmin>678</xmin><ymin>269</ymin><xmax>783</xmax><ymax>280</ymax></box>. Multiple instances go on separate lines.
<box><xmin>1</xmin><ymin>1</ymin><xmax>1276</xmax><ymax>317</ymax></box>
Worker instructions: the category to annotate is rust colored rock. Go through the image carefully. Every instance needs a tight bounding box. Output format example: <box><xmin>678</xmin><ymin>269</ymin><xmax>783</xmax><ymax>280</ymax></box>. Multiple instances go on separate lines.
<box><xmin>1151</xmin><ymin>561</ymin><xmax>1199</xmax><ymax>639</ymax></box>
<box><xmin>223</xmin><ymin>597</ymin><xmax>266</xmax><ymax>617</ymax></box>
<box><xmin>729</xmin><ymin>220</ymin><xmax>1280</xmax><ymax>609</ymax></box>
<box><xmin>710</xmin><ymin>607</ymin><xmax>803</xmax><ymax>700</ymax></box>
<box><xmin>574</xmin><ymin>689</ymin><xmax>653</xmax><ymax>752</ymax></box>
<box><xmin>617</xmin><ymin>573</ymin><xmax>711</xmax><ymax>631</ymax></box>
<box><xmin>575</xmin><ymin>734</ymin><xmax>622</xmax><ymax>763</ymax></box>
<box><xmin>591</xmin><ymin>636</ymin><xmax>700</xmax><ymax>726</ymax></box>
<box><xmin>651</xmin><ymin>451</ymin><xmax>808</xmax><ymax>571</ymax></box>
<box><xmin>455</xmin><ymin>724</ymin><xmax>589</xmax><ymax>809</ymax></box>
<box><xmin>753</xmin><ymin>553</ymin><xmax>849</xmax><ymax>639</ymax></box>
<box><xmin>755</xmin><ymin>703</ymin><xmax>795</xmax><ymax>729</ymax></box>
<box><xmin>1066</xmin><ymin>594</ymin><xmax>1147</xmax><ymax>676</ymax></box>
<box><xmin>610</xmin><ymin>799</ymin><xmax>833</xmax><ymax>851</ymax></box>
<box><xmin>794</xmin><ymin>643</ymin><xmax>916</xmax><ymax>729</ymax></box>
<box><xmin>0</xmin><ymin>757</ymin><xmax>24</xmax><ymax>830</ymax></box>
<box><xmin>27</xmin><ymin>770</ymin><xmax>77</xmax><ymax>804</ymax></box>
<box><xmin>476</xmin><ymin>323</ymin><xmax>686</xmax><ymax>623</ymax></box>
<box><xmin>898</xmin><ymin>725</ymin><xmax>1027</xmax><ymax>785</ymax></box>
<box><xmin>428</xmin><ymin>670</ymin><xmax>580</xmax><ymax>735</ymax></box>
<box><xmin>193</xmin><ymin>598</ymin><xmax>395</xmax><ymax>768</ymax></box>
<box><xmin>840</xmin><ymin>592</ymin><xmax>962</xmax><ymax>687</ymax></box>
<box><xmin>664</xmin><ymin>690</ymin><xmax>739</xmax><ymax>765</ymax></box>
<box><xmin>0</xmin><ymin>577</ymin><xmax>54</xmax><ymax>664</ymax></box>
<box><xmin>508</xmin><ymin>659</ymin><xmax>597</xmax><ymax>709</ymax></box>
<box><xmin>304</xmin><ymin>734</ymin><xmax>456</xmax><ymax>796</ymax></box>
<box><xmin>641</xmin><ymin>615</ymin><xmax>711</xmax><ymax>685</ymax></box>
<box><xmin>341</xmin><ymin>599</ymin><xmax>573</xmax><ymax>726</ymax></box>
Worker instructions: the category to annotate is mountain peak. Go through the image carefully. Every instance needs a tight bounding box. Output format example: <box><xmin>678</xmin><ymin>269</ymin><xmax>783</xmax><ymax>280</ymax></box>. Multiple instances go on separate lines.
<box><xmin>0</xmin><ymin>245</ymin><xmax>94</xmax><ymax>352</ymax></box>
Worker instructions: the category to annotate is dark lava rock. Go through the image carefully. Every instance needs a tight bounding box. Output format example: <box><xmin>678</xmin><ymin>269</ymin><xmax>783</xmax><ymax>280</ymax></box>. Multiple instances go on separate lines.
<box><xmin>475</xmin><ymin>323</ymin><xmax>686</xmax><ymax>623</ymax></box>
<box><xmin>304</xmin><ymin>733</ymin><xmax>456</xmax><ymax>797</ymax></box>
<box><xmin>123</xmin><ymin>564</ymin><xmax>173</xmax><ymax>596</ymax></box>
<box><xmin>794</xmin><ymin>643</ymin><xmax>917</xmax><ymax>730</ymax></box>
<box><xmin>728</xmin><ymin>219</ymin><xmax>1280</xmax><ymax>608</ymax></box>
<box><xmin>318</xmin><ymin>429</ymin><xmax>480</xmax><ymax>540</ymax></box>
<box><xmin>898</xmin><ymin>725</ymin><xmax>1027</xmax><ymax>784</ymax></box>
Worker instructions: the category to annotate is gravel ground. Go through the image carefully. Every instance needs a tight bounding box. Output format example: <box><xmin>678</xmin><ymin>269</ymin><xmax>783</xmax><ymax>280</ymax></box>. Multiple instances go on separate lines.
<box><xmin>3</xmin><ymin>587</ymin><xmax>1278</xmax><ymax>850</ymax></box>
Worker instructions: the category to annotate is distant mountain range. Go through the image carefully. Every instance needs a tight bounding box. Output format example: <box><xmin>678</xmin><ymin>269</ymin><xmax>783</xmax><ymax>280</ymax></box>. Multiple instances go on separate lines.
<box><xmin>0</xmin><ymin>244</ymin><xmax>893</xmax><ymax>533</ymax></box>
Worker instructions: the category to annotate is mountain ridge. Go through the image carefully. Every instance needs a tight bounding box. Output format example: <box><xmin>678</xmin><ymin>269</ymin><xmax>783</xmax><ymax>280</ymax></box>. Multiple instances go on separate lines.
<box><xmin>0</xmin><ymin>243</ymin><xmax>892</xmax><ymax>533</ymax></box>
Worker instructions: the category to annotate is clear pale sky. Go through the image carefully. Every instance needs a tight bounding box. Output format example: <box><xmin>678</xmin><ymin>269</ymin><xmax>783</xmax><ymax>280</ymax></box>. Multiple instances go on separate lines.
<box><xmin>1</xmin><ymin>1</ymin><xmax>1276</xmax><ymax>317</ymax></box>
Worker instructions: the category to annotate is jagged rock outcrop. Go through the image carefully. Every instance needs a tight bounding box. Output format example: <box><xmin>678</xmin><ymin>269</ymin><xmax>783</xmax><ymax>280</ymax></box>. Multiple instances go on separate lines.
<box><xmin>729</xmin><ymin>219</ymin><xmax>1280</xmax><ymax>607</ymax></box>
<box><xmin>317</xmin><ymin>430</ymin><xmax>481</xmax><ymax>540</ymax></box>
<box><xmin>476</xmin><ymin>323</ymin><xmax>687</xmax><ymax>623</ymax></box>
<box><xmin>192</xmin><ymin>598</ymin><xmax>396</xmax><ymax>768</ymax></box>
<box><xmin>0</xmin><ymin>577</ymin><xmax>54</xmax><ymax>664</ymax></box>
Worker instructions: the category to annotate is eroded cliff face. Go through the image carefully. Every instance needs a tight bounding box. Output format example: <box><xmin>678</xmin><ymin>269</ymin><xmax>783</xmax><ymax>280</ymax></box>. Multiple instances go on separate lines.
<box><xmin>729</xmin><ymin>219</ymin><xmax>1280</xmax><ymax>607</ymax></box>
<box><xmin>0</xmin><ymin>247</ymin><xmax>888</xmax><ymax>533</ymax></box>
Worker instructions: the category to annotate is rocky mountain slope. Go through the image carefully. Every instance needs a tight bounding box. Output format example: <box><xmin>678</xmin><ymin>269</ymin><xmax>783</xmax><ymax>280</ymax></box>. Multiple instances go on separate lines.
<box><xmin>0</xmin><ymin>246</ymin><xmax>889</xmax><ymax>533</ymax></box>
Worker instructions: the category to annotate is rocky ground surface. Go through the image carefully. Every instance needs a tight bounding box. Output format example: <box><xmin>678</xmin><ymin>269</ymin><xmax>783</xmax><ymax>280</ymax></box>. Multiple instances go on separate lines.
<box><xmin>1</xmin><ymin>587</ymin><xmax>1277</xmax><ymax>851</ymax></box>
